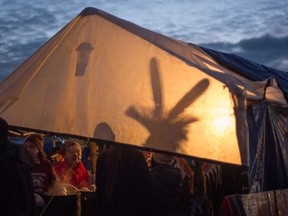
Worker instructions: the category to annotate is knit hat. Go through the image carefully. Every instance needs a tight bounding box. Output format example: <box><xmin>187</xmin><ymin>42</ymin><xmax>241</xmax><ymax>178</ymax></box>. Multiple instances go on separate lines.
<box><xmin>25</xmin><ymin>133</ymin><xmax>44</xmax><ymax>151</ymax></box>
<box><xmin>152</xmin><ymin>152</ymin><xmax>173</xmax><ymax>165</ymax></box>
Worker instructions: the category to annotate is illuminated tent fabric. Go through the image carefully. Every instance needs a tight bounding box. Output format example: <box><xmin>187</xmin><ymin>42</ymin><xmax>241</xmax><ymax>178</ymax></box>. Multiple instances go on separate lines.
<box><xmin>202</xmin><ymin>47</ymin><xmax>288</xmax><ymax>102</ymax></box>
<box><xmin>0</xmin><ymin>7</ymin><xmax>286</xmax><ymax>166</ymax></box>
<box><xmin>202</xmin><ymin>48</ymin><xmax>288</xmax><ymax>191</ymax></box>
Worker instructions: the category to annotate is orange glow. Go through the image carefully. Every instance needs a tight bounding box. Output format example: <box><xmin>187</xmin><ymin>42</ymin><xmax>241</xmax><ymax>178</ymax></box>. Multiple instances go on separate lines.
<box><xmin>212</xmin><ymin>112</ymin><xmax>234</xmax><ymax>136</ymax></box>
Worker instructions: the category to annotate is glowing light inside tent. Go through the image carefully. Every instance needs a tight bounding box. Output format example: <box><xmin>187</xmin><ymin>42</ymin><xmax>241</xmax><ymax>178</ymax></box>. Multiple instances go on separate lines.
<box><xmin>183</xmin><ymin>86</ymin><xmax>241</xmax><ymax>165</ymax></box>
<box><xmin>212</xmin><ymin>114</ymin><xmax>233</xmax><ymax>136</ymax></box>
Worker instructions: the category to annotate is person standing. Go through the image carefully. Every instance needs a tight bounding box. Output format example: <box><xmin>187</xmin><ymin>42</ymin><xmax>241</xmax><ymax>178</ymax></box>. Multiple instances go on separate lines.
<box><xmin>24</xmin><ymin>133</ymin><xmax>58</xmax><ymax>214</ymax></box>
<box><xmin>150</xmin><ymin>152</ymin><xmax>190</xmax><ymax>216</ymax></box>
<box><xmin>24</xmin><ymin>134</ymin><xmax>58</xmax><ymax>194</ymax></box>
<box><xmin>0</xmin><ymin>117</ymin><xmax>36</xmax><ymax>216</ymax></box>
<box><xmin>96</xmin><ymin>144</ymin><xmax>153</xmax><ymax>216</ymax></box>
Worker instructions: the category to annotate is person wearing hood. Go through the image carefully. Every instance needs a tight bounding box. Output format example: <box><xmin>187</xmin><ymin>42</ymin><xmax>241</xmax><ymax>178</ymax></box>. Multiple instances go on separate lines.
<box><xmin>24</xmin><ymin>133</ymin><xmax>58</xmax><ymax>214</ymax></box>
<box><xmin>150</xmin><ymin>152</ymin><xmax>190</xmax><ymax>216</ymax></box>
<box><xmin>24</xmin><ymin>134</ymin><xmax>58</xmax><ymax>194</ymax></box>
<box><xmin>0</xmin><ymin>117</ymin><xmax>37</xmax><ymax>216</ymax></box>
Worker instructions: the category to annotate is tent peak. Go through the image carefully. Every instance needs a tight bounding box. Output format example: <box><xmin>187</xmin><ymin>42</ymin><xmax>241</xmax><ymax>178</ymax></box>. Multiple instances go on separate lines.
<box><xmin>79</xmin><ymin>7</ymin><xmax>105</xmax><ymax>18</ymax></box>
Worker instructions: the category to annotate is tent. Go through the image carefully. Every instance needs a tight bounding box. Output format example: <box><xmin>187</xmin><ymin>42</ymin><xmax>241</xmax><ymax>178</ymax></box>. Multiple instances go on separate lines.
<box><xmin>0</xmin><ymin>7</ymin><xmax>287</xmax><ymax>173</ymax></box>
<box><xmin>201</xmin><ymin>48</ymin><xmax>288</xmax><ymax>192</ymax></box>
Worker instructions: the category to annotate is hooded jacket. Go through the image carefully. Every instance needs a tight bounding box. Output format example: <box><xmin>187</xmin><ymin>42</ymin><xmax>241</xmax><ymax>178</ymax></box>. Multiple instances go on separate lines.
<box><xmin>150</xmin><ymin>163</ymin><xmax>190</xmax><ymax>216</ymax></box>
<box><xmin>0</xmin><ymin>141</ymin><xmax>36</xmax><ymax>216</ymax></box>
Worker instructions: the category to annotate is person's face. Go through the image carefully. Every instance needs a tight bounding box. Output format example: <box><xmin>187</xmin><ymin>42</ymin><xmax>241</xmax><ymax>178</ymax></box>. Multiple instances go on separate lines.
<box><xmin>65</xmin><ymin>145</ymin><xmax>82</xmax><ymax>167</ymax></box>
<box><xmin>54</xmin><ymin>154</ymin><xmax>63</xmax><ymax>162</ymax></box>
<box><xmin>24</xmin><ymin>141</ymin><xmax>39</xmax><ymax>161</ymax></box>
<box><xmin>52</xmin><ymin>153</ymin><xmax>63</xmax><ymax>164</ymax></box>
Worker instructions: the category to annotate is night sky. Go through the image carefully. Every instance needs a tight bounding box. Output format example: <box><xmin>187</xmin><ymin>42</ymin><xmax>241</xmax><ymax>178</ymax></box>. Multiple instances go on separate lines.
<box><xmin>0</xmin><ymin>0</ymin><xmax>287</xmax><ymax>80</ymax></box>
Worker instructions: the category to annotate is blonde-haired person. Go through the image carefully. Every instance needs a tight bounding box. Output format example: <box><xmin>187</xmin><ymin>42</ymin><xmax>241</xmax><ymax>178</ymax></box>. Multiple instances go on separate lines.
<box><xmin>54</xmin><ymin>140</ymin><xmax>95</xmax><ymax>191</ymax></box>
<box><xmin>24</xmin><ymin>133</ymin><xmax>58</xmax><ymax>213</ymax></box>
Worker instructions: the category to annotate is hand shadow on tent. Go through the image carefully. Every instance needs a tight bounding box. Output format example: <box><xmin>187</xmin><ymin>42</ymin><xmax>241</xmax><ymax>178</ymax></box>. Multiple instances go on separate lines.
<box><xmin>126</xmin><ymin>57</ymin><xmax>210</xmax><ymax>153</ymax></box>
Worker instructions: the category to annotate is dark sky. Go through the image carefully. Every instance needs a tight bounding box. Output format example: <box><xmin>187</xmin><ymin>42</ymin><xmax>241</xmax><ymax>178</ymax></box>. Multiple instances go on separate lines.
<box><xmin>0</xmin><ymin>0</ymin><xmax>287</xmax><ymax>80</ymax></box>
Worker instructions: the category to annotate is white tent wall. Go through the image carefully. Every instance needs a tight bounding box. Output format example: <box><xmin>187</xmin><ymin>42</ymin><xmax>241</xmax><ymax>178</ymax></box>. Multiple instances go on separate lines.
<box><xmin>1</xmin><ymin>7</ymin><xmax>284</xmax><ymax>166</ymax></box>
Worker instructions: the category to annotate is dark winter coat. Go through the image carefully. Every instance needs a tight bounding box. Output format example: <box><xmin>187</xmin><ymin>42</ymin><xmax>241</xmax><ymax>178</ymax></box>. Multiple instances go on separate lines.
<box><xmin>150</xmin><ymin>163</ymin><xmax>190</xmax><ymax>216</ymax></box>
<box><xmin>0</xmin><ymin>142</ymin><xmax>36</xmax><ymax>216</ymax></box>
<box><xmin>96</xmin><ymin>145</ymin><xmax>153</xmax><ymax>216</ymax></box>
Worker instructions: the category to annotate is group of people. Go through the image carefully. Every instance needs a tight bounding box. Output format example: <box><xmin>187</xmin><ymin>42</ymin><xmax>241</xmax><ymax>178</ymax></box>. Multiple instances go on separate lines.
<box><xmin>0</xmin><ymin>117</ymin><xmax>192</xmax><ymax>216</ymax></box>
<box><xmin>27</xmin><ymin>136</ymin><xmax>97</xmax><ymax>214</ymax></box>
<box><xmin>95</xmin><ymin>144</ymin><xmax>191</xmax><ymax>216</ymax></box>
<box><xmin>0</xmin><ymin>117</ymin><xmax>96</xmax><ymax>215</ymax></box>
